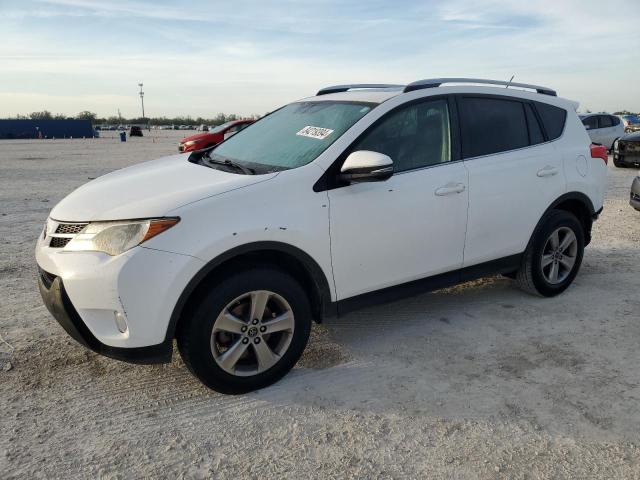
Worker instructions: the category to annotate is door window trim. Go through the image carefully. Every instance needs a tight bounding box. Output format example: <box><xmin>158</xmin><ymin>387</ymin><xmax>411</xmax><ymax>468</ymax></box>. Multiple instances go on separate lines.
<box><xmin>313</xmin><ymin>94</ymin><xmax>460</xmax><ymax>192</ymax></box>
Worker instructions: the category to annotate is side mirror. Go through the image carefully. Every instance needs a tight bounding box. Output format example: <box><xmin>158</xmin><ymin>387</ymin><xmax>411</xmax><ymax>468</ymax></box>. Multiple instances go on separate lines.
<box><xmin>338</xmin><ymin>150</ymin><xmax>394</xmax><ymax>183</ymax></box>
<box><xmin>584</xmin><ymin>124</ymin><xmax>591</xmax><ymax>130</ymax></box>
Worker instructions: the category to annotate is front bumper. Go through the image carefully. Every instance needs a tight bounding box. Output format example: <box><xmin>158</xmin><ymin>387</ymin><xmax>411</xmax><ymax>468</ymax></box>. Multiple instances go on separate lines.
<box><xmin>38</xmin><ymin>270</ymin><xmax>171</xmax><ymax>364</ymax></box>
<box><xmin>35</xmin><ymin>233</ymin><xmax>204</xmax><ymax>362</ymax></box>
<box><xmin>631</xmin><ymin>177</ymin><xmax>640</xmax><ymax>211</ymax></box>
<box><xmin>614</xmin><ymin>141</ymin><xmax>640</xmax><ymax>167</ymax></box>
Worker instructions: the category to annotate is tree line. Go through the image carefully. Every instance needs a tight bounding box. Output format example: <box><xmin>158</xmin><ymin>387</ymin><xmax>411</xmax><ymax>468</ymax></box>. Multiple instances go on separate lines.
<box><xmin>7</xmin><ymin>111</ymin><xmax>261</xmax><ymax>126</ymax></box>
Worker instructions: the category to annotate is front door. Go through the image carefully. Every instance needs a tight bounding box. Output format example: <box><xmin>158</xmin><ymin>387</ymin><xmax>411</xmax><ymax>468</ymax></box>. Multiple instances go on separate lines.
<box><xmin>327</xmin><ymin>98</ymin><xmax>469</xmax><ymax>300</ymax></box>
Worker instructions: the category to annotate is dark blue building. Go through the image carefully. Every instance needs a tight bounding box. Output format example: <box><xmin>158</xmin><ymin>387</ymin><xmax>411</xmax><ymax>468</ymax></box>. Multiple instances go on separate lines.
<box><xmin>0</xmin><ymin>120</ymin><xmax>95</xmax><ymax>139</ymax></box>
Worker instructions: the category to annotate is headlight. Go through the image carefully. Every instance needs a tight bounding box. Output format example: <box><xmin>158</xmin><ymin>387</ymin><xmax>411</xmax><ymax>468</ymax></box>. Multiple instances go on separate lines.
<box><xmin>613</xmin><ymin>139</ymin><xmax>619</xmax><ymax>151</ymax></box>
<box><xmin>64</xmin><ymin>218</ymin><xmax>179</xmax><ymax>256</ymax></box>
<box><xmin>184</xmin><ymin>140</ymin><xmax>198</xmax><ymax>147</ymax></box>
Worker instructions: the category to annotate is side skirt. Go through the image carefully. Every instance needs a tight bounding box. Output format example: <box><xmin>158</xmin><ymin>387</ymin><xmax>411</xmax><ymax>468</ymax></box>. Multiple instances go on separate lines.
<box><xmin>335</xmin><ymin>254</ymin><xmax>522</xmax><ymax>316</ymax></box>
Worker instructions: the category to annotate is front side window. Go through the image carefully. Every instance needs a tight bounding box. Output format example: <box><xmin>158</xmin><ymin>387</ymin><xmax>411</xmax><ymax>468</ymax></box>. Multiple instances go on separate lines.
<box><xmin>581</xmin><ymin>116</ymin><xmax>598</xmax><ymax>130</ymax></box>
<box><xmin>459</xmin><ymin>97</ymin><xmax>528</xmax><ymax>158</ymax></box>
<box><xmin>351</xmin><ymin>99</ymin><xmax>451</xmax><ymax>172</ymax></box>
<box><xmin>210</xmin><ymin>102</ymin><xmax>373</xmax><ymax>171</ymax></box>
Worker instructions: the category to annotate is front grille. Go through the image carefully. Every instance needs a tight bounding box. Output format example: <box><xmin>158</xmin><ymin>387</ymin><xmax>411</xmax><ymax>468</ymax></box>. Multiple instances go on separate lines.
<box><xmin>619</xmin><ymin>141</ymin><xmax>640</xmax><ymax>154</ymax></box>
<box><xmin>49</xmin><ymin>237</ymin><xmax>72</xmax><ymax>248</ymax></box>
<box><xmin>55</xmin><ymin>223</ymin><xmax>87</xmax><ymax>234</ymax></box>
<box><xmin>38</xmin><ymin>266</ymin><xmax>57</xmax><ymax>289</ymax></box>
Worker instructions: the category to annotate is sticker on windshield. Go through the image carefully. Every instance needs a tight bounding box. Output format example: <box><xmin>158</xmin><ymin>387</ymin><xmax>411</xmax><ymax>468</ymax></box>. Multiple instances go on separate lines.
<box><xmin>296</xmin><ymin>126</ymin><xmax>334</xmax><ymax>140</ymax></box>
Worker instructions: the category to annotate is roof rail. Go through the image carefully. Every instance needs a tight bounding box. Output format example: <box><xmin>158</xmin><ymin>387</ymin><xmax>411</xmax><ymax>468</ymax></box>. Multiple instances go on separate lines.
<box><xmin>403</xmin><ymin>78</ymin><xmax>557</xmax><ymax>96</ymax></box>
<box><xmin>316</xmin><ymin>84</ymin><xmax>404</xmax><ymax>96</ymax></box>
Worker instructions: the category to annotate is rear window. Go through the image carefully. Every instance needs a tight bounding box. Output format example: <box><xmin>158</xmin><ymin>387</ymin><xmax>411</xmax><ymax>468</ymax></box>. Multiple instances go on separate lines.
<box><xmin>458</xmin><ymin>97</ymin><xmax>529</xmax><ymax>158</ymax></box>
<box><xmin>534</xmin><ymin>102</ymin><xmax>567</xmax><ymax>140</ymax></box>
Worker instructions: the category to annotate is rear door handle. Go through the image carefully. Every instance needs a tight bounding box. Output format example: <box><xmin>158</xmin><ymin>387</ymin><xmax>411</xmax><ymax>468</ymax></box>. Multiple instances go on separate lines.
<box><xmin>435</xmin><ymin>182</ymin><xmax>466</xmax><ymax>196</ymax></box>
<box><xmin>537</xmin><ymin>166</ymin><xmax>558</xmax><ymax>177</ymax></box>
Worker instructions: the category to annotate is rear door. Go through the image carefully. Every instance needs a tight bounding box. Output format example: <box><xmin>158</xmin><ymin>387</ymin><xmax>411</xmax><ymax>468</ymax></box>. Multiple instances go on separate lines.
<box><xmin>597</xmin><ymin>115</ymin><xmax>615</xmax><ymax>149</ymax></box>
<box><xmin>459</xmin><ymin>95</ymin><xmax>566</xmax><ymax>266</ymax></box>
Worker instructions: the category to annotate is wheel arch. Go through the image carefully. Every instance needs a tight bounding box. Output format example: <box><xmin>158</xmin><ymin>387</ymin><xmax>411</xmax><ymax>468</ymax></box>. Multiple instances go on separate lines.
<box><xmin>530</xmin><ymin>192</ymin><xmax>596</xmax><ymax>248</ymax></box>
<box><xmin>166</xmin><ymin>242</ymin><xmax>334</xmax><ymax>343</ymax></box>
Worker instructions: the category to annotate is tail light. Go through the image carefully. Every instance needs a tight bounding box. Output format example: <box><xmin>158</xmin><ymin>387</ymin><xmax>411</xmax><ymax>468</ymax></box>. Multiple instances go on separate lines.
<box><xmin>590</xmin><ymin>144</ymin><xmax>608</xmax><ymax>165</ymax></box>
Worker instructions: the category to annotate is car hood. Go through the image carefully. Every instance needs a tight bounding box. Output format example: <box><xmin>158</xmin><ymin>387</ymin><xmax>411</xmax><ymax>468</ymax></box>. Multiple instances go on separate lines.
<box><xmin>50</xmin><ymin>154</ymin><xmax>277</xmax><ymax>221</ymax></box>
<box><xmin>180</xmin><ymin>132</ymin><xmax>217</xmax><ymax>143</ymax></box>
<box><xmin>621</xmin><ymin>132</ymin><xmax>640</xmax><ymax>142</ymax></box>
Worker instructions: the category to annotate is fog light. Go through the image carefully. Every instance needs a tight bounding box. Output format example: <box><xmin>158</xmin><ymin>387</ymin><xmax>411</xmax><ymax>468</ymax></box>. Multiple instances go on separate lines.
<box><xmin>114</xmin><ymin>311</ymin><xmax>128</xmax><ymax>333</ymax></box>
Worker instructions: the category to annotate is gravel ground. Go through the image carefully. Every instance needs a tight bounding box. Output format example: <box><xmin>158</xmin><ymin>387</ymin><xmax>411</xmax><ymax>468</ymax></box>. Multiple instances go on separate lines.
<box><xmin>1</xmin><ymin>131</ymin><xmax>639</xmax><ymax>479</ymax></box>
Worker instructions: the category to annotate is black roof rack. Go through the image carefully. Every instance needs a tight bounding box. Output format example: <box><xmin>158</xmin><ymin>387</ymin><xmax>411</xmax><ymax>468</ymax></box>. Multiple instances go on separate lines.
<box><xmin>316</xmin><ymin>84</ymin><xmax>404</xmax><ymax>96</ymax></box>
<box><xmin>403</xmin><ymin>78</ymin><xmax>557</xmax><ymax>96</ymax></box>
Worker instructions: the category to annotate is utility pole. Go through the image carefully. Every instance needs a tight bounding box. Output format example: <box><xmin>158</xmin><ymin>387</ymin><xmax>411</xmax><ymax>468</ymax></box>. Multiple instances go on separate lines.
<box><xmin>138</xmin><ymin>83</ymin><xmax>145</xmax><ymax>125</ymax></box>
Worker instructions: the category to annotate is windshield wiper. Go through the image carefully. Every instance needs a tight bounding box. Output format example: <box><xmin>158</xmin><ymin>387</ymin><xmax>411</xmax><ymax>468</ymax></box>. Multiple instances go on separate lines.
<box><xmin>204</xmin><ymin>155</ymin><xmax>255</xmax><ymax>175</ymax></box>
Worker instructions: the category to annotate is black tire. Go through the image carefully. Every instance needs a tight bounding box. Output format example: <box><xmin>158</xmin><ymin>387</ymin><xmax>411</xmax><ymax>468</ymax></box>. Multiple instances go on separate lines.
<box><xmin>516</xmin><ymin>210</ymin><xmax>584</xmax><ymax>297</ymax></box>
<box><xmin>613</xmin><ymin>156</ymin><xmax>626</xmax><ymax>168</ymax></box>
<box><xmin>177</xmin><ymin>267</ymin><xmax>312</xmax><ymax>394</ymax></box>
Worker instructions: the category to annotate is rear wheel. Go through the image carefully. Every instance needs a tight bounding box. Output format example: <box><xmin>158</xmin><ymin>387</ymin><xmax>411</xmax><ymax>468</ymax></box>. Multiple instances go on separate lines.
<box><xmin>516</xmin><ymin>210</ymin><xmax>584</xmax><ymax>297</ymax></box>
<box><xmin>177</xmin><ymin>268</ymin><xmax>311</xmax><ymax>393</ymax></box>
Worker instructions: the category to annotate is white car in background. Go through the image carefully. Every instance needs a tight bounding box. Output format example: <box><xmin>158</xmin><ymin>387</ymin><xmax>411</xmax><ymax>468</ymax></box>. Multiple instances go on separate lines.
<box><xmin>36</xmin><ymin>78</ymin><xmax>607</xmax><ymax>393</ymax></box>
<box><xmin>580</xmin><ymin>113</ymin><xmax>624</xmax><ymax>150</ymax></box>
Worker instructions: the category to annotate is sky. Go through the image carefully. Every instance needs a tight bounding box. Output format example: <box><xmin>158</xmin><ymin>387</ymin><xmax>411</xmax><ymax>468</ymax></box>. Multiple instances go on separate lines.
<box><xmin>0</xmin><ymin>0</ymin><xmax>639</xmax><ymax>118</ymax></box>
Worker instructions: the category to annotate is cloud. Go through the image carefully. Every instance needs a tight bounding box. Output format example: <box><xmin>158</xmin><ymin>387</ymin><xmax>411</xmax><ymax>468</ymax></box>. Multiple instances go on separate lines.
<box><xmin>0</xmin><ymin>0</ymin><xmax>638</xmax><ymax>116</ymax></box>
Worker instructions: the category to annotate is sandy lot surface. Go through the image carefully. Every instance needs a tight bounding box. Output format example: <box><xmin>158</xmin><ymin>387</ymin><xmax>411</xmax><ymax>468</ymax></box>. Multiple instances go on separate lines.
<box><xmin>1</xmin><ymin>131</ymin><xmax>639</xmax><ymax>479</ymax></box>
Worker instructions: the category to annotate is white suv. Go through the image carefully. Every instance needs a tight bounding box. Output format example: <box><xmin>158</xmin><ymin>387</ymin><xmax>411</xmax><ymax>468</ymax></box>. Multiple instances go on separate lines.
<box><xmin>36</xmin><ymin>78</ymin><xmax>607</xmax><ymax>393</ymax></box>
<box><xmin>580</xmin><ymin>113</ymin><xmax>625</xmax><ymax>151</ymax></box>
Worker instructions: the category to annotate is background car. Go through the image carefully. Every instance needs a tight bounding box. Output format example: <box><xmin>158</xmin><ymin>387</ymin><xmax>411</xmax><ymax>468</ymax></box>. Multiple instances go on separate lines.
<box><xmin>619</xmin><ymin>114</ymin><xmax>640</xmax><ymax>133</ymax></box>
<box><xmin>580</xmin><ymin>113</ymin><xmax>624</xmax><ymax>150</ymax></box>
<box><xmin>631</xmin><ymin>176</ymin><xmax>640</xmax><ymax>211</ymax></box>
<box><xmin>178</xmin><ymin>119</ymin><xmax>255</xmax><ymax>153</ymax></box>
<box><xmin>613</xmin><ymin>132</ymin><xmax>640</xmax><ymax>167</ymax></box>
<box><xmin>129</xmin><ymin>126</ymin><xmax>143</xmax><ymax>137</ymax></box>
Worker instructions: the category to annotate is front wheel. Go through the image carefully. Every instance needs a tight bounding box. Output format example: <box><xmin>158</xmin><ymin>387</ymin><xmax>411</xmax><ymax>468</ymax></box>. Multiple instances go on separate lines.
<box><xmin>177</xmin><ymin>268</ymin><xmax>311</xmax><ymax>394</ymax></box>
<box><xmin>613</xmin><ymin>156</ymin><xmax>627</xmax><ymax>168</ymax></box>
<box><xmin>516</xmin><ymin>210</ymin><xmax>584</xmax><ymax>297</ymax></box>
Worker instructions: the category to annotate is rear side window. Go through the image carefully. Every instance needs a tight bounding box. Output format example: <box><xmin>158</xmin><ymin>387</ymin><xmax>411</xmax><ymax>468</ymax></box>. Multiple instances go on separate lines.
<box><xmin>534</xmin><ymin>102</ymin><xmax>567</xmax><ymax>140</ymax></box>
<box><xmin>524</xmin><ymin>103</ymin><xmax>544</xmax><ymax>145</ymax></box>
<box><xmin>598</xmin><ymin>115</ymin><xmax>613</xmax><ymax>128</ymax></box>
<box><xmin>458</xmin><ymin>97</ymin><xmax>528</xmax><ymax>158</ymax></box>
<box><xmin>612</xmin><ymin>116</ymin><xmax>621</xmax><ymax>126</ymax></box>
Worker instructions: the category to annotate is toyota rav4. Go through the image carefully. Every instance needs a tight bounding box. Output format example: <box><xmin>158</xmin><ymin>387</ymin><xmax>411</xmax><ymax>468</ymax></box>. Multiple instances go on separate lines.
<box><xmin>36</xmin><ymin>78</ymin><xmax>607</xmax><ymax>393</ymax></box>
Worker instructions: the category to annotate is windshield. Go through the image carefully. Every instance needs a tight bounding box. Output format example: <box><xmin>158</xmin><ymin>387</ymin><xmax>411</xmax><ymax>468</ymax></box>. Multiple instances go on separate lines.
<box><xmin>209</xmin><ymin>121</ymin><xmax>236</xmax><ymax>133</ymax></box>
<box><xmin>209</xmin><ymin>101</ymin><xmax>373</xmax><ymax>171</ymax></box>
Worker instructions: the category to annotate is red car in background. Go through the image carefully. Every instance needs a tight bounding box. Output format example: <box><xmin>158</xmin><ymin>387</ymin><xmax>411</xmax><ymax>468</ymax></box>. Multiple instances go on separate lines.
<box><xmin>178</xmin><ymin>119</ymin><xmax>255</xmax><ymax>153</ymax></box>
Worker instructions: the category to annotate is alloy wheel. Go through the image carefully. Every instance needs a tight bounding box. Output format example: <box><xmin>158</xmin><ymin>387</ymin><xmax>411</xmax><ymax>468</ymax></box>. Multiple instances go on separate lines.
<box><xmin>541</xmin><ymin>226</ymin><xmax>578</xmax><ymax>284</ymax></box>
<box><xmin>210</xmin><ymin>290</ymin><xmax>295</xmax><ymax>376</ymax></box>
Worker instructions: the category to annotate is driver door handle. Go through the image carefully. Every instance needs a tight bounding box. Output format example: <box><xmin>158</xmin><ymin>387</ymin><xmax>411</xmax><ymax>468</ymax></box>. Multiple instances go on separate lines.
<box><xmin>435</xmin><ymin>182</ymin><xmax>466</xmax><ymax>196</ymax></box>
<box><xmin>537</xmin><ymin>165</ymin><xmax>558</xmax><ymax>177</ymax></box>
